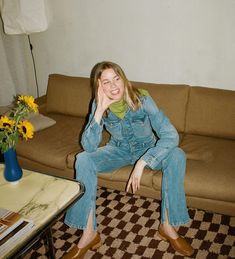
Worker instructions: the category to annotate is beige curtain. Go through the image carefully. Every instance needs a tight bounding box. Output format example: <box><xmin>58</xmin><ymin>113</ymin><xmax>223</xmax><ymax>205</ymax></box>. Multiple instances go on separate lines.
<box><xmin>0</xmin><ymin>21</ymin><xmax>32</xmax><ymax>106</ymax></box>
<box><xmin>0</xmin><ymin>0</ymin><xmax>49</xmax><ymax>106</ymax></box>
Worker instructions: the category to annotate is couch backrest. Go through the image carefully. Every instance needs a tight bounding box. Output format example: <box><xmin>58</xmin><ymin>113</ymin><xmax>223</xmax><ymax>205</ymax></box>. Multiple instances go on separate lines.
<box><xmin>46</xmin><ymin>74</ymin><xmax>92</xmax><ymax>117</ymax></box>
<box><xmin>46</xmin><ymin>74</ymin><xmax>235</xmax><ymax>139</ymax></box>
<box><xmin>132</xmin><ymin>81</ymin><xmax>189</xmax><ymax>133</ymax></box>
<box><xmin>185</xmin><ymin>86</ymin><xmax>235</xmax><ymax>139</ymax></box>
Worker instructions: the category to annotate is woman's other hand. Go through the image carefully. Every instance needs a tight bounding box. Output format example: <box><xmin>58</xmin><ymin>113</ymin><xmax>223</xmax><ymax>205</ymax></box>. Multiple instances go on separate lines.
<box><xmin>126</xmin><ymin>159</ymin><xmax>147</xmax><ymax>193</ymax></box>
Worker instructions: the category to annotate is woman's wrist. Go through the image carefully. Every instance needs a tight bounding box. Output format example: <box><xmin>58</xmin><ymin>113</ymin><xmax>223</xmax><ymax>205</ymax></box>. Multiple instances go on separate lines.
<box><xmin>94</xmin><ymin>108</ymin><xmax>105</xmax><ymax>124</ymax></box>
<box><xmin>137</xmin><ymin>159</ymin><xmax>147</xmax><ymax>169</ymax></box>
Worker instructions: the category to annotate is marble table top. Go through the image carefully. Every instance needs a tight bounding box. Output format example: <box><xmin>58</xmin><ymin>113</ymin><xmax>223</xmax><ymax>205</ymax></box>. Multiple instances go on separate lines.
<box><xmin>0</xmin><ymin>164</ymin><xmax>84</xmax><ymax>258</ymax></box>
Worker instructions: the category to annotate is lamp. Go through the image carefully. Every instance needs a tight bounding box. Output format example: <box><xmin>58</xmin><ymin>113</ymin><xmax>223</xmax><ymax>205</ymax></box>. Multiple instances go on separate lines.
<box><xmin>1</xmin><ymin>0</ymin><xmax>49</xmax><ymax>98</ymax></box>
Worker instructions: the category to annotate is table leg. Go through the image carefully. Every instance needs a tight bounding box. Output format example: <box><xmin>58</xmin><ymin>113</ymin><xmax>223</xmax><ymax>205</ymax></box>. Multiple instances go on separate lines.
<box><xmin>45</xmin><ymin>227</ymin><xmax>55</xmax><ymax>259</ymax></box>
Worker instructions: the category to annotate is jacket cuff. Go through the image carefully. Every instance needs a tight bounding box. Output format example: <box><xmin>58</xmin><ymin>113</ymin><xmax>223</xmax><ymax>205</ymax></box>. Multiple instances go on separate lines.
<box><xmin>141</xmin><ymin>153</ymin><xmax>159</xmax><ymax>170</ymax></box>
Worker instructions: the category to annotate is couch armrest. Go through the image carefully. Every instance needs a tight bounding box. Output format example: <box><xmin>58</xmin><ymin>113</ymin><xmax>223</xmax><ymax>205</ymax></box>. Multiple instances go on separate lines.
<box><xmin>35</xmin><ymin>95</ymin><xmax>47</xmax><ymax>114</ymax></box>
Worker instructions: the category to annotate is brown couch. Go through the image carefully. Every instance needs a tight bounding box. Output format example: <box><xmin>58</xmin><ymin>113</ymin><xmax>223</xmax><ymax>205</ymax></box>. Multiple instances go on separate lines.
<box><xmin>16</xmin><ymin>74</ymin><xmax>235</xmax><ymax>216</ymax></box>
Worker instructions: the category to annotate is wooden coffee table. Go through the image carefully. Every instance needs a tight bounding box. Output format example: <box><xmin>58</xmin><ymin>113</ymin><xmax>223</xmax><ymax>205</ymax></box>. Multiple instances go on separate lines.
<box><xmin>0</xmin><ymin>164</ymin><xmax>84</xmax><ymax>258</ymax></box>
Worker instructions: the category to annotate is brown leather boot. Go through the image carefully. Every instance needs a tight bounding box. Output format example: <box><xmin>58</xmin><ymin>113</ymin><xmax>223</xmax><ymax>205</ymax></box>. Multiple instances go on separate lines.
<box><xmin>62</xmin><ymin>233</ymin><xmax>102</xmax><ymax>259</ymax></box>
<box><xmin>158</xmin><ymin>225</ymin><xmax>194</xmax><ymax>256</ymax></box>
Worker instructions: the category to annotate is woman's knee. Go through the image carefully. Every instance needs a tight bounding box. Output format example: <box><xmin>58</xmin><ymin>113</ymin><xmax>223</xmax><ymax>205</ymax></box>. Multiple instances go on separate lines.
<box><xmin>171</xmin><ymin>147</ymin><xmax>186</xmax><ymax>163</ymax></box>
<box><xmin>76</xmin><ymin>151</ymin><xmax>90</xmax><ymax>164</ymax></box>
<box><xmin>163</xmin><ymin>147</ymin><xmax>186</xmax><ymax>169</ymax></box>
<box><xmin>75</xmin><ymin>152</ymin><xmax>96</xmax><ymax>178</ymax></box>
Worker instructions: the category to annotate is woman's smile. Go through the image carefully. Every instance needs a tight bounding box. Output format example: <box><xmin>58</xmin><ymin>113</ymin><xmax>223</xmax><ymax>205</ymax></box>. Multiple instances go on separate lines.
<box><xmin>100</xmin><ymin>68</ymin><xmax>124</xmax><ymax>101</ymax></box>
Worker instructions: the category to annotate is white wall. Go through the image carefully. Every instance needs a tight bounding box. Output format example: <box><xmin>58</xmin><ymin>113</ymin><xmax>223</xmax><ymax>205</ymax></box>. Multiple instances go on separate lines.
<box><xmin>4</xmin><ymin>0</ymin><xmax>235</xmax><ymax>99</ymax></box>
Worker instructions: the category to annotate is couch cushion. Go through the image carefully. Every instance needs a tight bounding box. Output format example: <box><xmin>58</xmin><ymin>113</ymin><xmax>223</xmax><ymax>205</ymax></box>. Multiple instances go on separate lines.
<box><xmin>185</xmin><ymin>87</ymin><xmax>235</xmax><ymax>139</ymax></box>
<box><xmin>46</xmin><ymin>74</ymin><xmax>92</xmax><ymax>117</ymax></box>
<box><xmin>180</xmin><ymin>134</ymin><xmax>235</xmax><ymax>202</ymax></box>
<box><xmin>132</xmin><ymin>81</ymin><xmax>189</xmax><ymax>133</ymax></box>
<box><xmin>17</xmin><ymin>114</ymin><xmax>85</xmax><ymax>170</ymax></box>
<box><xmin>66</xmin><ymin>150</ymin><xmax>78</xmax><ymax>170</ymax></box>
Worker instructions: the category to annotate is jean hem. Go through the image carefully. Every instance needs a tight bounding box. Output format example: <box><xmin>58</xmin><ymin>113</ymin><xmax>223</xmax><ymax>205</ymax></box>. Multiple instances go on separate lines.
<box><xmin>161</xmin><ymin>217</ymin><xmax>191</xmax><ymax>226</ymax></box>
<box><xmin>64</xmin><ymin>219</ymin><xmax>87</xmax><ymax>230</ymax></box>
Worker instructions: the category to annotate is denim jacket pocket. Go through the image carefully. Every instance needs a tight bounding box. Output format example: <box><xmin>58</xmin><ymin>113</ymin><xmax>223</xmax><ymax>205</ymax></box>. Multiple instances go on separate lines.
<box><xmin>105</xmin><ymin>118</ymin><xmax>122</xmax><ymax>139</ymax></box>
<box><xmin>131</xmin><ymin>114</ymin><xmax>152</xmax><ymax>137</ymax></box>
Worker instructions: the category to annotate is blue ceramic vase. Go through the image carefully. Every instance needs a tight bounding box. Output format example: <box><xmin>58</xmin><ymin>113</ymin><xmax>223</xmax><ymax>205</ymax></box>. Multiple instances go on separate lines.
<box><xmin>3</xmin><ymin>148</ymin><xmax>23</xmax><ymax>183</ymax></box>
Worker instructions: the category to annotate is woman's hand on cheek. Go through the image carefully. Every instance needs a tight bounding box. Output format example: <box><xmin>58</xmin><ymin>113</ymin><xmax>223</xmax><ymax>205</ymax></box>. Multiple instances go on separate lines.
<box><xmin>97</xmin><ymin>80</ymin><xmax>116</xmax><ymax>112</ymax></box>
<box><xmin>94</xmin><ymin>80</ymin><xmax>116</xmax><ymax>123</ymax></box>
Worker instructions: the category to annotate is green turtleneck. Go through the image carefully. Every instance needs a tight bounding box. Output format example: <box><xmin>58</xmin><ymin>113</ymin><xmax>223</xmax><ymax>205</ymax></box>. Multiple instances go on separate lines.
<box><xmin>109</xmin><ymin>99</ymin><xmax>127</xmax><ymax>119</ymax></box>
<box><xmin>109</xmin><ymin>88</ymin><xmax>149</xmax><ymax>119</ymax></box>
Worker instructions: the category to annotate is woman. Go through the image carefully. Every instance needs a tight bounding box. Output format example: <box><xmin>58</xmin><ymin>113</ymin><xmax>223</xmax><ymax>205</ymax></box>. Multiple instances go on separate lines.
<box><xmin>63</xmin><ymin>61</ymin><xmax>194</xmax><ymax>258</ymax></box>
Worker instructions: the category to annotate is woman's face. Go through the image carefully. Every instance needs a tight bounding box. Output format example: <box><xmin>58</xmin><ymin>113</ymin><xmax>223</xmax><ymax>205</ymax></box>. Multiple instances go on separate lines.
<box><xmin>99</xmin><ymin>68</ymin><xmax>125</xmax><ymax>101</ymax></box>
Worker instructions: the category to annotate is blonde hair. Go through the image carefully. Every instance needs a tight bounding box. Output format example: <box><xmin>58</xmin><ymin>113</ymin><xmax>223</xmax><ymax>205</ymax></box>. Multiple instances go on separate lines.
<box><xmin>90</xmin><ymin>61</ymin><xmax>142</xmax><ymax>110</ymax></box>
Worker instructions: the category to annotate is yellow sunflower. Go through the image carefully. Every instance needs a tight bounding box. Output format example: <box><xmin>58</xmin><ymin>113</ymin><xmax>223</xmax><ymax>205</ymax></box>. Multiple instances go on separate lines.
<box><xmin>18</xmin><ymin>95</ymin><xmax>38</xmax><ymax>112</ymax></box>
<box><xmin>0</xmin><ymin>116</ymin><xmax>15</xmax><ymax>130</ymax></box>
<box><xmin>18</xmin><ymin>120</ymin><xmax>34</xmax><ymax>140</ymax></box>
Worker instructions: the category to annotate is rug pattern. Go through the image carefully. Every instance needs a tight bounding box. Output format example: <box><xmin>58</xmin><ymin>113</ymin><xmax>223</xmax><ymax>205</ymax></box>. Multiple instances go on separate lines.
<box><xmin>25</xmin><ymin>187</ymin><xmax>235</xmax><ymax>258</ymax></box>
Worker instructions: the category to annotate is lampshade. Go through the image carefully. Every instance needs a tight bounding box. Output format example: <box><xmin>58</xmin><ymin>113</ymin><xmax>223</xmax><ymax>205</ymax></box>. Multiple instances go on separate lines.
<box><xmin>1</xmin><ymin>0</ymin><xmax>48</xmax><ymax>35</ymax></box>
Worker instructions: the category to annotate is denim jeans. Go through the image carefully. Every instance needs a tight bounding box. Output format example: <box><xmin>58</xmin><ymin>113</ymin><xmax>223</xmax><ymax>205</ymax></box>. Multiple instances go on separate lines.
<box><xmin>64</xmin><ymin>144</ymin><xmax>190</xmax><ymax>230</ymax></box>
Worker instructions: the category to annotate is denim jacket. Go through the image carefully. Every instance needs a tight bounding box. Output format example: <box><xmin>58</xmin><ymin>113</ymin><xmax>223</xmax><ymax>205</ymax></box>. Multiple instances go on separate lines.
<box><xmin>81</xmin><ymin>95</ymin><xmax>179</xmax><ymax>169</ymax></box>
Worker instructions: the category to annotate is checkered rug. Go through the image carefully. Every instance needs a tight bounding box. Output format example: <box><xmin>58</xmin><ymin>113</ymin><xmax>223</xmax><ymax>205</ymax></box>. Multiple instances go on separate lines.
<box><xmin>25</xmin><ymin>187</ymin><xmax>235</xmax><ymax>258</ymax></box>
